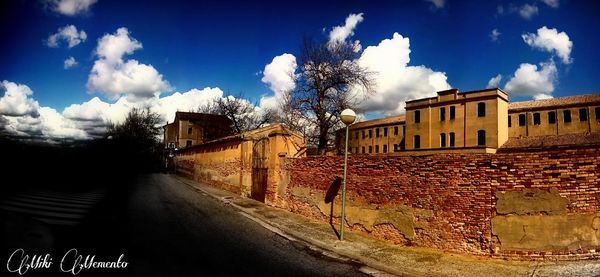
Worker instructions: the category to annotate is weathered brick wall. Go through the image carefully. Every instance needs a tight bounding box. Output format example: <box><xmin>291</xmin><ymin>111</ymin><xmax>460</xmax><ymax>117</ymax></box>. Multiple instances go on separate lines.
<box><xmin>175</xmin><ymin>141</ymin><xmax>246</xmax><ymax>194</ymax></box>
<box><xmin>491</xmin><ymin>148</ymin><xmax>600</xmax><ymax>213</ymax></box>
<box><xmin>283</xmin><ymin>147</ymin><xmax>600</xmax><ymax>259</ymax></box>
<box><xmin>490</xmin><ymin>148</ymin><xmax>600</xmax><ymax>260</ymax></box>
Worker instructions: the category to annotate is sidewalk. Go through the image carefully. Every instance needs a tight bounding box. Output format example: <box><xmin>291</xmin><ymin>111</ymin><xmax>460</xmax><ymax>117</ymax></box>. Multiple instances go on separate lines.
<box><xmin>174</xmin><ymin>176</ymin><xmax>600</xmax><ymax>277</ymax></box>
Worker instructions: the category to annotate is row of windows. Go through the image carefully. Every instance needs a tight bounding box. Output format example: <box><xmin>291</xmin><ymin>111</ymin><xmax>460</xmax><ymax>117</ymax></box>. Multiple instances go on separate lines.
<box><xmin>413</xmin><ymin>102</ymin><xmax>486</xmax><ymax>124</ymax></box>
<box><xmin>412</xmin><ymin>130</ymin><xmax>486</xmax><ymax>149</ymax></box>
<box><xmin>351</xmin><ymin>125</ymin><xmax>404</xmax><ymax>140</ymax></box>
<box><xmin>353</xmin><ymin>144</ymin><xmax>400</xmax><ymax>154</ymax></box>
<box><xmin>509</xmin><ymin>107</ymin><xmax>600</xmax><ymax>127</ymax></box>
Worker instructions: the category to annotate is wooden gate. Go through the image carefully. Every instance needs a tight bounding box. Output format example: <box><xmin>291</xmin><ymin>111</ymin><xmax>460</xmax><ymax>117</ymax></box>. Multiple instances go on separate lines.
<box><xmin>251</xmin><ymin>138</ymin><xmax>269</xmax><ymax>202</ymax></box>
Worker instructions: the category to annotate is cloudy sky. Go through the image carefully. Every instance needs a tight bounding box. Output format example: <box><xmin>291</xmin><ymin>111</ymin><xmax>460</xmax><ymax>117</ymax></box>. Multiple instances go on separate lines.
<box><xmin>1</xmin><ymin>0</ymin><xmax>599</xmax><ymax>141</ymax></box>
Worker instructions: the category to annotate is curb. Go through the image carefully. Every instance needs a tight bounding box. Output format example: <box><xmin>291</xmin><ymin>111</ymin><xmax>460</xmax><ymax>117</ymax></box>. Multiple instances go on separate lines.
<box><xmin>175</xmin><ymin>176</ymin><xmax>423</xmax><ymax>277</ymax></box>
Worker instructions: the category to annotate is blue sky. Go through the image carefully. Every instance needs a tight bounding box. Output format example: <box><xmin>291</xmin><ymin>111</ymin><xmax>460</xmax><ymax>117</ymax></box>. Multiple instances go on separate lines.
<box><xmin>0</xmin><ymin>0</ymin><xmax>599</xmax><ymax>140</ymax></box>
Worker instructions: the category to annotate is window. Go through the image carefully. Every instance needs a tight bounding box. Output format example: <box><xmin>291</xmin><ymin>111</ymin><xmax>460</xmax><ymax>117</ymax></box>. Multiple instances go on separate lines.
<box><xmin>394</xmin><ymin>126</ymin><xmax>398</xmax><ymax>136</ymax></box>
<box><xmin>376</xmin><ymin>128</ymin><xmax>380</xmax><ymax>137</ymax></box>
<box><xmin>393</xmin><ymin>144</ymin><xmax>398</xmax><ymax>152</ymax></box>
<box><xmin>414</xmin><ymin>110</ymin><xmax>421</xmax><ymax>123</ymax></box>
<box><xmin>580</xmin><ymin>108</ymin><xmax>588</xmax><ymax>121</ymax></box>
<box><xmin>450</xmin><ymin>106</ymin><xmax>455</xmax><ymax>120</ymax></box>
<box><xmin>369</xmin><ymin>129</ymin><xmax>373</xmax><ymax>138</ymax></box>
<box><xmin>595</xmin><ymin>107</ymin><xmax>600</xmax><ymax>121</ymax></box>
<box><xmin>186</xmin><ymin>140</ymin><xmax>192</xmax><ymax>147</ymax></box>
<box><xmin>440</xmin><ymin>107</ymin><xmax>446</xmax><ymax>121</ymax></box>
<box><xmin>449</xmin><ymin>132</ymin><xmax>455</xmax><ymax>147</ymax></box>
<box><xmin>188</xmin><ymin>127</ymin><xmax>193</xmax><ymax>134</ymax></box>
<box><xmin>477</xmin><ymin>130</ymin><xmax>486</xmax><ymax>146</ymax></box>
<box><xmin>368</xmin><ymin>146</ymin><xmax>373</xmax><ymax>153</ymax></box>
<box><xmin>362</xmin><ymin>146</ymin><xmax>365</xmax><ymax>154</ymax></box>
<box><xmin>362</xmin><ymin>130</ymin><xmax>365</xmax><ymax>139</ymax></box>
<box><xmin>477</xmin><ymin>102</ymin><xmax>486</xmax><ymax>117</ymax></box>
<box><xmin>354</xmin><ymin>147</ymin><xmax>358</xmax><ymax>154</ymax></box>
<box><xmin>563</xmin><ymin>110</ymin><xmax>572</xmax><ymax>123</ymax></box>
<box><xmin>384</xmin><ymin>127</ymin><xmax>388</xmax><ymax>137</ymax></box>
<box><xmin>355</xmin><ymin>132</ymin><xmax>358</xmax><ymax>139</ymax></box>
<box><xmin>414</xmin><ymin>135</ymin><xmax>421</xmax><ymax>149</ymax></box>
<box><xmin>440</xmin><ymin>133</ymin><xmax>446</xmax><ymax>148</ymax></box>
<box><xmin>375</xmin><ymin>145</ymin><xmax>379</xmax><ymax>153</ymax></box>
<box><xmin>518</xmin><ymin>114</ymin><xmax>526</xmax><ymax>126</ymax></box>
<box><xmin>533</xmin><ymin>113</ymin><xmax>541</xmax><ymax>125</ymax></box>
<box><xmin>383</xmin><ymin>145</ymin><xmax>388</xmax><ymax>153</ymax></box>
<box><xmin>508</xmin><ymin>116</ymin><xmax>512</xmax><ymax>127</ymax></box>
<box><xmin>548</xmin><ymin>111</ymin><xmax>556</xmax><ymax>124</ymax></box>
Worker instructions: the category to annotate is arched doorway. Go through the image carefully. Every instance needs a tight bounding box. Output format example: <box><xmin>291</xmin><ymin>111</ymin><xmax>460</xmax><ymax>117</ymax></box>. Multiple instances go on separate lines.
<box><xmin>251</xmin><ymin>138</ymin><xmax>269</xmax><ymax>202</ymax></box>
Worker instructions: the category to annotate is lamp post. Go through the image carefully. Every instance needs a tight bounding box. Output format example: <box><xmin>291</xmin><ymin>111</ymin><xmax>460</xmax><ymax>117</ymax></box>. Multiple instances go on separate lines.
<box><xmin>339</xmin><ymin>108</ymin><xmax>356</xmax><ymax>240</ymax></box>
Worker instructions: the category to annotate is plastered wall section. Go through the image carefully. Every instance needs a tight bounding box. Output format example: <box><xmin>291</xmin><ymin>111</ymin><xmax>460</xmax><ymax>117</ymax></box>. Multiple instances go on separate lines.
<box><xmin>175</xmin><ymin>140</ymin><xmax>249</xmax><ymax>194</ymax></box>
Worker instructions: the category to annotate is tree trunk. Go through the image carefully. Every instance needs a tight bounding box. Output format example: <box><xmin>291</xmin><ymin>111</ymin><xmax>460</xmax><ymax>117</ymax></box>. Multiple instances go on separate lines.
<box><xmin>317</xmin><ymin>124</ymin><xmax>328</xmax><ymax>155</ymax></box>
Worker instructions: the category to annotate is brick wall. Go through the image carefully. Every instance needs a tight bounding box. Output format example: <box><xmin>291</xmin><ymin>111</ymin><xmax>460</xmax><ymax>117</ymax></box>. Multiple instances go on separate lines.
<box><xmin>283</xmin><ymin>147</ymin><xmax>600</xmax><ymax>259</ymax></box>
<box><xmin>174</xmin><ymin>140</ymin><xmax>247</xmax><ymax>194</ymax></box>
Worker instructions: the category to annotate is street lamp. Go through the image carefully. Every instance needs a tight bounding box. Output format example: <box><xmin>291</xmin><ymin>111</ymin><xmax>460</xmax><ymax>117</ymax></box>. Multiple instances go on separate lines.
<box><xmin>339</xmin><ymin>108</ymin><xmax>356</xmax><ymax>240</ymax></box>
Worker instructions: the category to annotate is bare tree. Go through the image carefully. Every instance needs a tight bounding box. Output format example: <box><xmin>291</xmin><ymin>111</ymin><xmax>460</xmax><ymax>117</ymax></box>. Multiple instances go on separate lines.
<box><xmin>198</xmin><ymin>94</ymin><xmax>275</xmax><ymax>133</ymax></box>
<box><xmin>282</xmin><ymin>37</ymin><xmax>374</xmax><ymax>153</ymax></box>
<box><xmin>106</xmin><ymin>107</ymin><xmax>163</xmax><ymax>172</ymax></box>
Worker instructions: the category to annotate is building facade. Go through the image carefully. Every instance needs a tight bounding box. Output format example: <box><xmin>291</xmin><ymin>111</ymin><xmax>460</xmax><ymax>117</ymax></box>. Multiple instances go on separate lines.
<box><xmin>336</xmin><ymin>89</ymin><xmax>600</xmax><ymax>154</ymax></box>
<box><xmin>163</xmin><ymin>112</ymin><xmax>232</xmax><ymax>149</ymax></box>
<box><xmin>508</xmin><ymin>94</ymin><xmax>600</xmax><ymax>138</ymax></box>
<box><xmin>339</xmin><ymin>115</ymin><xmax>406</xmax><ymax>155</ymax></box>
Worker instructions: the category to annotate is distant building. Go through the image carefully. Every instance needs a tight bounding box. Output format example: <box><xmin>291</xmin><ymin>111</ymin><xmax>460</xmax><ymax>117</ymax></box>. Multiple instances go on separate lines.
<box><xmin>337</xmin><ymin>89</ymin><xmax>600</xmax><ymax>154</ymax></box>
<box><xmin>342</xmin><ymin>115</ymin><xmax>406</xmax><ymax>155</ymax></box>
<box><xmin>163</xmin><ymin>112</ymin><xmax>232</xmax><ymax>149</ymax></box>
<box><xmin>508</xmin><ymin>94</ymin><xmax>600</xmax><ymax>137</ymax></box>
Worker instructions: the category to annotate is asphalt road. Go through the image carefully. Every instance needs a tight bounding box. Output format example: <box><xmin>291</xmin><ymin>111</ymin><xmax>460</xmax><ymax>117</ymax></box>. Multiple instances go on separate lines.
<box><xmin>2</xmin><ymin>174</ymin><xmax>368</xmax><ymax>276</ymax></box>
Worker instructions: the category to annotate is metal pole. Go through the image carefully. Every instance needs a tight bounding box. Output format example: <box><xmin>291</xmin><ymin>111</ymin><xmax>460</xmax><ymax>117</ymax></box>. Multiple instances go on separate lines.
<box><xmin>340</xmin><ymin>125</ymin><xmax>349</xmax><ymax>240</ymax></box>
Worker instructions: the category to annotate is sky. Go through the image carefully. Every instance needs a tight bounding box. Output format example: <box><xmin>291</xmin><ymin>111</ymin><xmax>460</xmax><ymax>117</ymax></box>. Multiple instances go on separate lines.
<box><xmin>1</xmin><ymin>0</ymin><xmax>599</xmax><ymax>141</ymax></box>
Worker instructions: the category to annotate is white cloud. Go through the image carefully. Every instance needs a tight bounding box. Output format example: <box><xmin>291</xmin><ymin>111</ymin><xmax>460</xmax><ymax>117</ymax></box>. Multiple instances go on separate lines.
<box><xmin>522</xmin><ymin>26</ymin><xmax>573</xmax><ymax>64</ymax></box>
<box><xmin>87</xmin><ymin>27</ymin><xmax>170</xmax><ymax>102</ymax></box>
<box><xmin>94</xmin><ymin>27</ymin><xmax>142</xmax><ymax>64</ymax></box>
<box><xmin>328</xmin><ymin>13</ymin><xmax>364</xmax><ymax>49</ymax></box>
<box><xmin>487</xmin><ymin>74</ymin><xmax>502</xmax><ymax>88</ymax></box>
<box><xmin>45</xmin><ymin>0</ymin><xmax>98</xmax><ymax>16</ymax></box>
<box><xmin>0</xmin><ymin>81</ymin><xmax>87</xmax><ymax>140</ymax></box>
<box><xmin>355</xmin><ymin>32</ymin><xmax>451</xmax><ymax>115</ymax></box>
<box><xmin>519</xmin><ymin>4</ymin><xmax>539</xmax><ymax>19</ymax></box>
<box><xmin>37</xmin><ymin>107</ymin><xmax>88</xmax><ymax>139</ymax></box>
<box><xmin>64</xmin><ymin>57</ymin><xmax>78</xmax><ymax>69</ymax></box>
<box><xmin>46</xmin><ymin>25</ymin><xmax>87</xmax><ymax>48</ymax></box>
<box><xmin>63</xmin><ymin>87</ymin><xmax>228</xmax><ymax>135</ymax></box>
<box><xmin>540</xmin><ymin>0</ymin><xmax>559</xmax><ymax>8</ymax></box>
<box><xmin>0</xmin><ymin>79</ymin><xmax>234</xmax><ymax>140</ymax></box>
<box><xmin>490</xmin><ymin>28</ymin><xmax>501</xmax><ymax>41</ymax></box>
<box><xmin>152</xmin><ymin>87</ymin><xmax>225</xmax><ymax>122</ymax></box>
<box><xmin>504</xmin><ymin>60</ymin><xmax>557</xmax><ymax>99</ymax></box>
<box><xmin>425</xmin><ymin>0</ymin><xmax>446</xmax><ymax>9</ymax></box>
<box><xmin>260</xmin><ymin>53</ymin><xmax>297</xmax><ymax>110</ymax></box>
<box><xmin>328</xmin><ymin>13</ymin><xmax>363</xmax><ymax>45</ymax></box>
<box><xmin>0</xmin><ymin>81</ymin><xmax>40</xmax><ymax>117</ymax></box>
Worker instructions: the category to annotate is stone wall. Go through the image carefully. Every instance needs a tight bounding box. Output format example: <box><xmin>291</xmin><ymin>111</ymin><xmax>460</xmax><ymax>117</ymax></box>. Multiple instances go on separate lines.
<box><xmin>282</xmin><ymin>147</ymin><xmax>600</xmax><ymax>260</ymax></box>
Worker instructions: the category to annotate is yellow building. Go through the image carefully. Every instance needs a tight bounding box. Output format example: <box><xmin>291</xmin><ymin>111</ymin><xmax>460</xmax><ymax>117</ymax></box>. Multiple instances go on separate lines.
<box><xmin>163</xmin><ymin>112</ymin><xmax>232</xmax><ymax>149</ymax></box>
<box><xmin>508</xmin><ymin>94</ymin><xmax>600</xmax><ymax>138</ymax></box>
<box><xmin>336</xmin><ymin>89</ymin><xmax>600</xmax><ymax>155</ymax></box>
<box><xmin>404</xmin><ymin>88</ymin><xmax>508</xmax><ymax>153</ymax></box>
<box><xmin>339</xmin><ymin>115</ymin><xmax>406</xmax><ymax>155</ymax></box>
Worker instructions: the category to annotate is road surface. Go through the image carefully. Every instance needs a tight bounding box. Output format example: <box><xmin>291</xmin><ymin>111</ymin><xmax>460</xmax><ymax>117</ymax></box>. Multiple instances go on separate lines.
<box><xmin>1</xmin><ymin>174</ymin><xmax>368</xmax><ymax>276</ymax></box>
